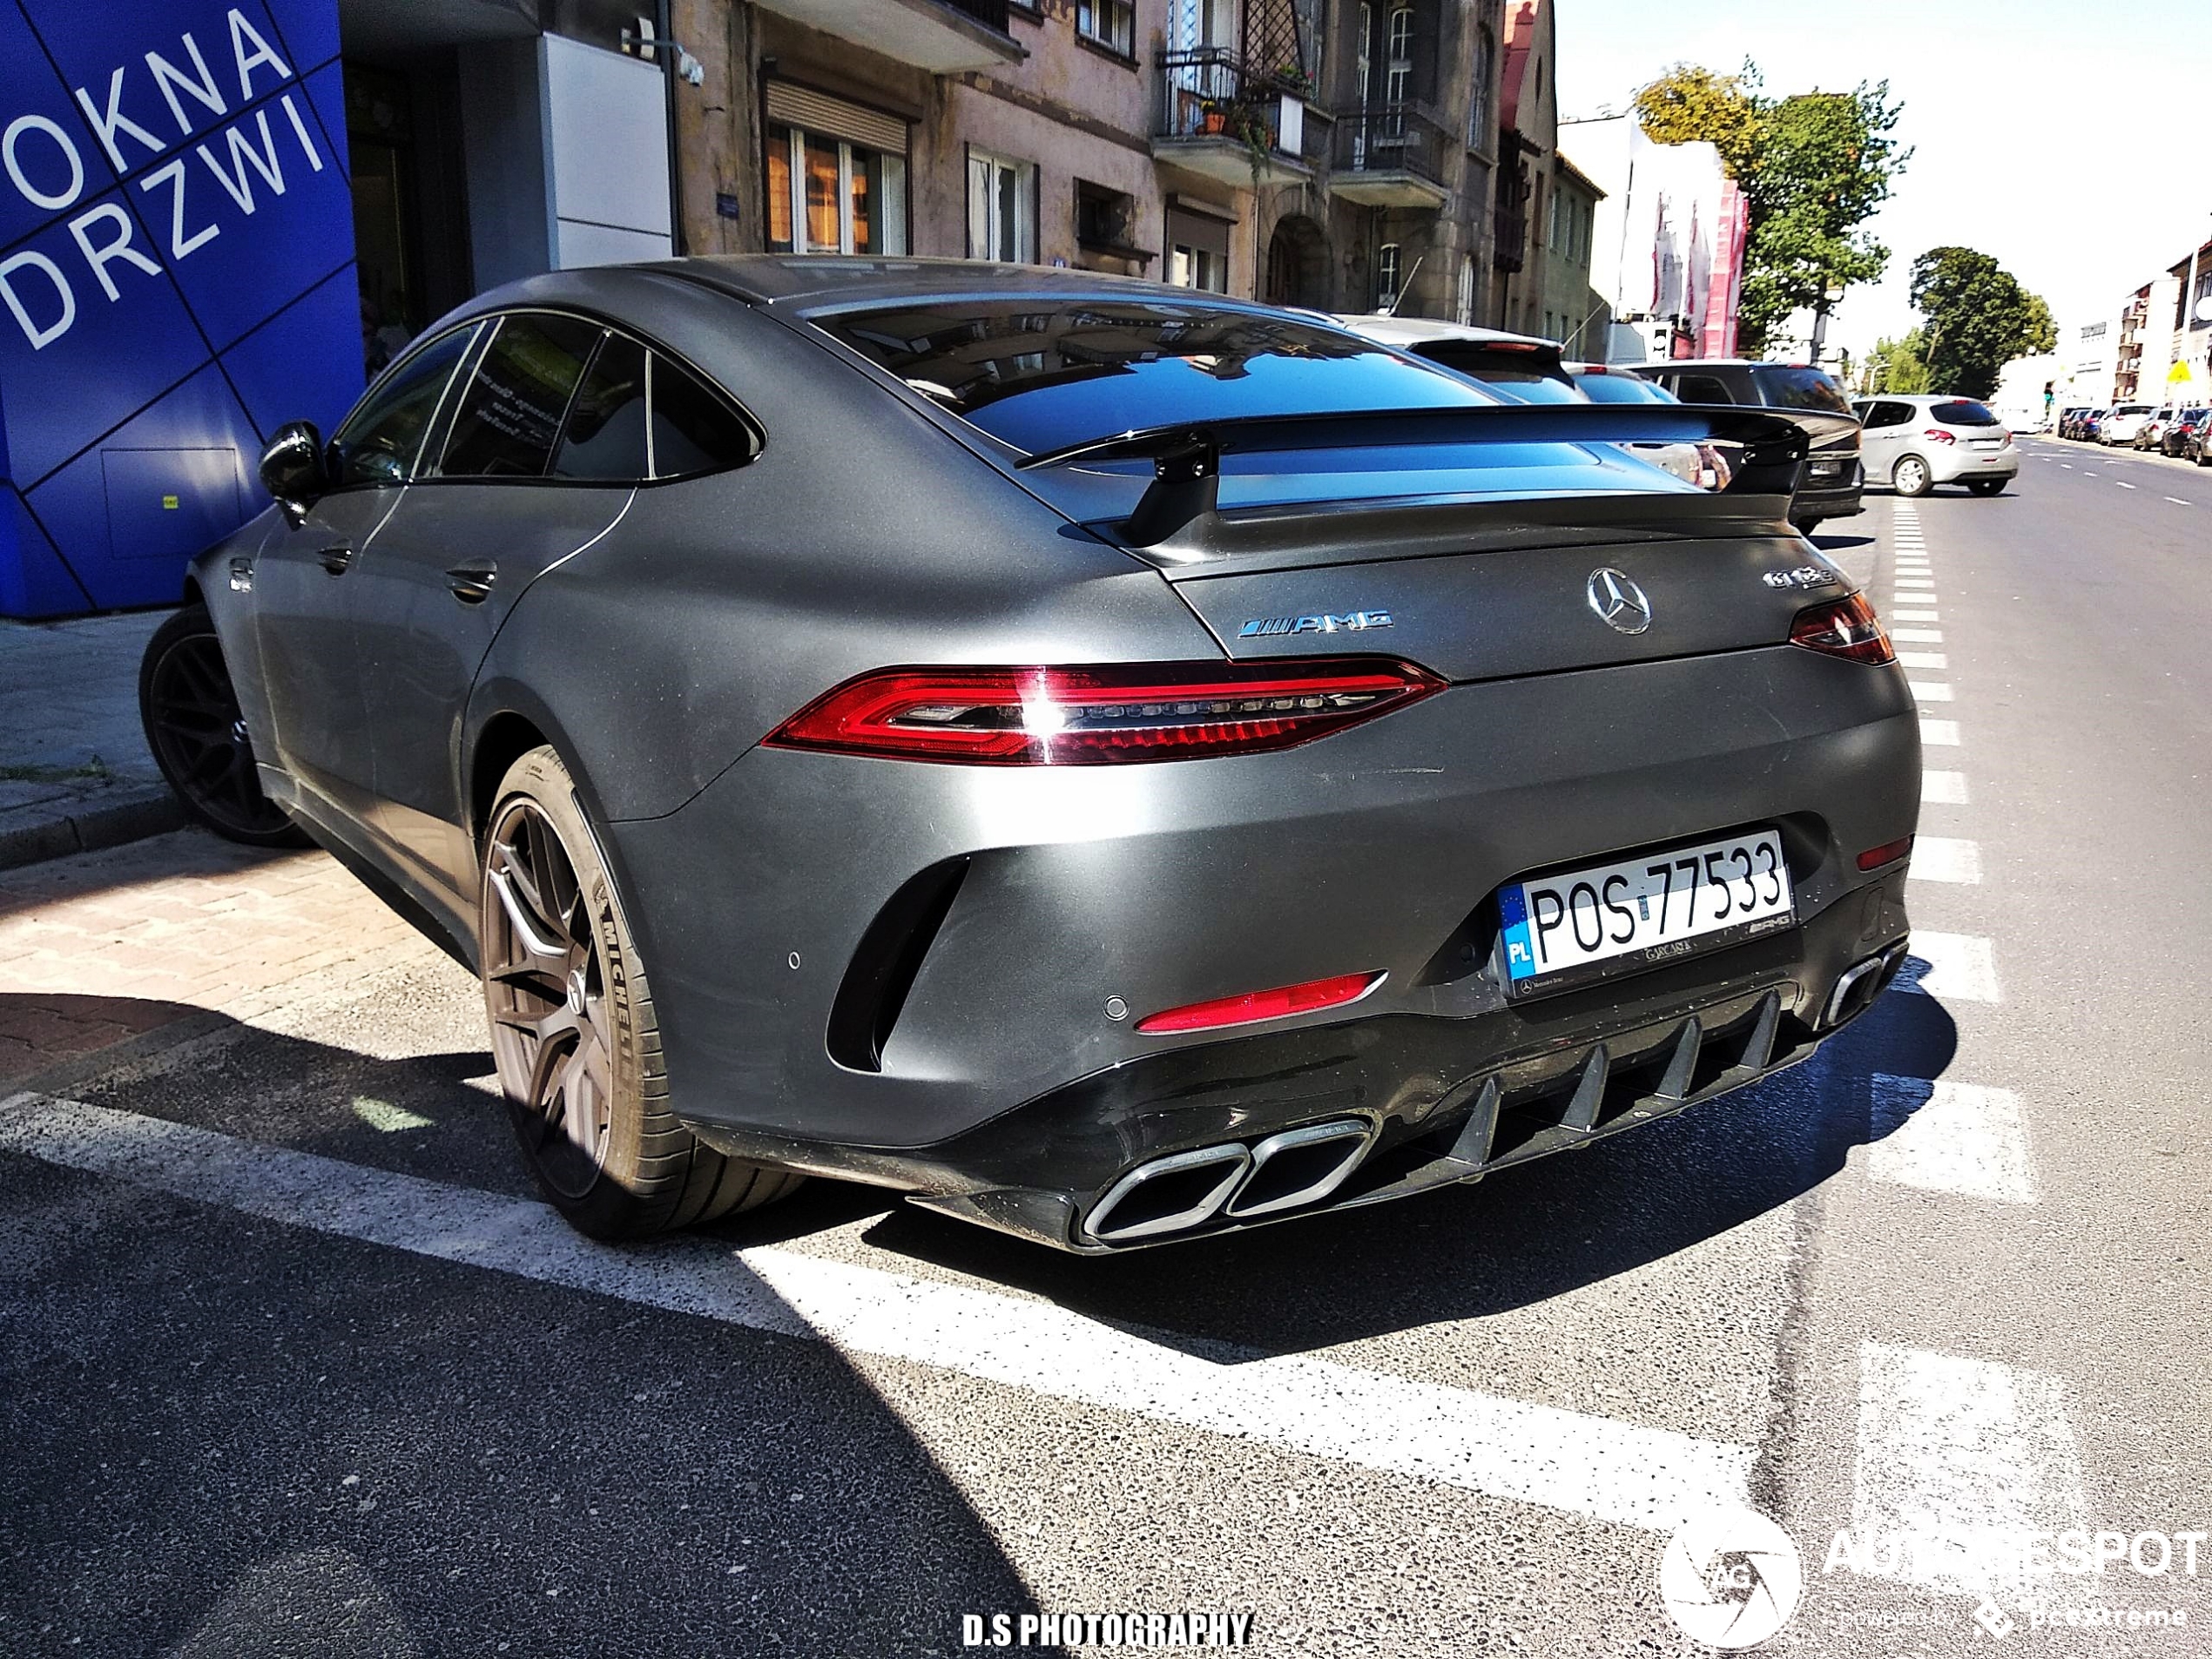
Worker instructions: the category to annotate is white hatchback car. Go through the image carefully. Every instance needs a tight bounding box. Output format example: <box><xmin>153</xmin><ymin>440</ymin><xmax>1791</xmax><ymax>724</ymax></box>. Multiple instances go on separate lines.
<box><xmin>1850</xmin><ymin>395</ymin><xmax>2020</xmax><ymax>497</ymax></box>
<box><xmin>2099</xmin><ymin>403</ymin><xmax>2158</xmax><ymax>447</ymax></box>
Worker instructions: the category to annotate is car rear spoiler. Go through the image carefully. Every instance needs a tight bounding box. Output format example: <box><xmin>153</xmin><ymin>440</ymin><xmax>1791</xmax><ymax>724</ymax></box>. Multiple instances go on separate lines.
<box><xmin>1015</xmin><ymin>404</ymin><xmax>1813</xmax><ymax>546</ymax></box>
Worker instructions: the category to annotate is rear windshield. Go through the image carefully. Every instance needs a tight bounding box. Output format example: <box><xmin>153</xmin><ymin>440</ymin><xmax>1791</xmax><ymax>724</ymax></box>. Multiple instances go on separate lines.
<box><xmin>1573</xmin><ymin>372</ymin><xmax>1678</xmax><ymax>405</ymax></box>
<box><xmin>2115</xmin><ymin>404</ymin><xmax>2155</xmax><ymax>415</ymax></box>
<box><xmin>1750</xmin><ymin>365</ymin><xmax>1853</xmax><ymax>414</ymax></box>
<box><xmin>811</xmin><ymin>299</ymin><xmax>1494</xmax><ymax>455</ymax></box>
<box><xmin>1930</xmin><ymin>400</ymin><xmax>1999</xmax><ymax>426</ymax></box>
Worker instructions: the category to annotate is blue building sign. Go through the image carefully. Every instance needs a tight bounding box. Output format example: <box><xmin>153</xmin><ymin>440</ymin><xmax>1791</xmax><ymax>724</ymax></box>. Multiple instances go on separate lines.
<box><xmin>0</xmin><ymin>0</ymin><xmax>360</xmax><ymax>617</ymax></box>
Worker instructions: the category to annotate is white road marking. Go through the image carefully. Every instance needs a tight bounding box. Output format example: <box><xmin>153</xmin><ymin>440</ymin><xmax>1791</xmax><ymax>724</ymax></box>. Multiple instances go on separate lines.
<box><xmin>1919</xmin><ymin>718</ymin><xmax>1959</xmax><ymax>745</ymax></box>
<box><xmin>2060</xmin><ymin>462</ymin><xmax>2074</xmax><ymax>469</ymax></box>
<box><xmin>1908</xmin><ymin>835</ymin><xmax>1981</xmax><ymax>884</ymax></box>
<box><xmin>1892</xmin><ymin>628</ymin><xmax>1943</xmax><ymax>643</ymax></box>
<box><xmin>1851</xmin><ymin>1342</ymin><xmax>2084</xmax><ymax>1599</ymax></box>
<box><xmin>1893</xmin><ymin>609</ymin><xmax>1939</xmax><ymax>623</ymax></box>
<box><xmin>1893</xmin><ymin>579</ymin><xmax>1937</xmax><ymax>589</ymax></box>
<box><xmin>1897</xmin><ymin>651</ymin><xmax>1947</xmax><ymax>670</ymax></box>
<box><xmin>1868</xmin><ymin>1077</ymin><xmax>2036</xmax><ymax>1204</ymax></box>
<box><xmin>2115</xmin><ymin>481</ymin><xmax>2136</xmax><ymax>489</ymax></box>
<box><xmin>1892</xmin><ymin>932</ymin><xmax>2000</xmax><ymax>1002</ymax></box>
<box><xmin>0</xmin><ymin>1093</ymin><xmax>1756</xmax><ymax>1534</ymax></box>
<box><xmin>1909</xmin><ymin>681</ymin><xmax>1953</xmax><ymax>702</ymax></box>
<box><xmin>2166</xmin><ymin>497</ymin><xmax>2192</xmax><ymax>507</ymax></box>
<box><xmin>1921</xmin><ymin>769</ymin><xmax>1968</xmax><ymax>804</ymax></box>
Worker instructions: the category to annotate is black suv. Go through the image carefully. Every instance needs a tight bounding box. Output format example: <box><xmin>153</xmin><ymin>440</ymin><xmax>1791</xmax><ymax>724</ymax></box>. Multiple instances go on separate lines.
<box><xmin>1630</xmin><ymin>361</ymin><xmax>1864</xmax><ymax>533</ymax></box>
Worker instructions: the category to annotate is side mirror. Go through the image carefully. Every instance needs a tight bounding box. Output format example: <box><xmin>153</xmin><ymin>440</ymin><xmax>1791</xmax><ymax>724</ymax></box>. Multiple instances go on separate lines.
<box><xmin>259</xmin><ymin>421</ymin><xmax>328</xmax><ymax>507</ymax></box>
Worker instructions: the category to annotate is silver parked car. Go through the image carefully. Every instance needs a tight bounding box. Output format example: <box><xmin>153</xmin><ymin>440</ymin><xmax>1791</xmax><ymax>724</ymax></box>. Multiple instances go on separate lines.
<box><xmin>1850</xmin><ymin>395</ymin><xmax>2020</xmax><ymax>497</ymax></box>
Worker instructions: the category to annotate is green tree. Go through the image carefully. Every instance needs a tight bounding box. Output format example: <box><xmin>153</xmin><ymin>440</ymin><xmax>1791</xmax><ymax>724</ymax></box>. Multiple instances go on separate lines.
<box><xmin>1632</xmin><ymin>61</ymin><xmax>1764</xmax><ymax>179</ymax></box>
<box><xmin>1866</xmin><ymin>330</ymin><xmax>1931</xmax><ymax>395</ymax></box>
<box><xmin>1633</xmin><ymin>65</ymin><xmax>1910</xmax><ymax>356</ymax></box>
<box><xmin>1908</xmin><ymin>246</ymin><xmax>2059</xmax><ymax>398</ymax></box>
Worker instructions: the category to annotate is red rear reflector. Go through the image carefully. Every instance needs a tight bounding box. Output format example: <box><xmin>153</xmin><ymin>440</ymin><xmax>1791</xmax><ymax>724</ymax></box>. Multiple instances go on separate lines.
<box><xmin>1136</xmin><ymin>972</ymin><xmax>1384</xmax><ymax>1035</ymax></box>
<box><xmin>765</xmin><ymin>659</ymin><xmax>1444</xmax><ymax>765</ymax></box>
<box><xmin>1857</xmin><ymin>836</ymin><xmax>1914</xmax><ymax>872</ymax></box>
<box><xmin>1789</xmin><ymin>593</ymin><xmax>1894</xmax><ymax>666</ymax></box>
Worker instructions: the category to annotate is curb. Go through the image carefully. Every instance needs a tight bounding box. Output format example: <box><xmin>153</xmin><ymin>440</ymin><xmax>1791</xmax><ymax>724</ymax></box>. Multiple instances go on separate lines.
<box><xmin>0</xmin><ymin>786</ymin><xmax>185</xmax><ymax>873</ymax></box>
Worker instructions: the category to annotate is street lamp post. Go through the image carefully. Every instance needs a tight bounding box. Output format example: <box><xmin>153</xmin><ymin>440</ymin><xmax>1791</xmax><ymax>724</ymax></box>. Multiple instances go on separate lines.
<box><xmin>1809</xmin><ymin>282</ymin><xmax>1846</xmax><ymax>367</ymax></box>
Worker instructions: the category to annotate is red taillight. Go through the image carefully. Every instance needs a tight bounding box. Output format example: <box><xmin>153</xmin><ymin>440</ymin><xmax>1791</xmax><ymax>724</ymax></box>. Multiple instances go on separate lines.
<box><xmin>1923</xmin><ymin>428</ymin><xmax>1956</xmax><ymax>445</ymax></box>
<box><xmin>1857</xmin><ymin>836</ymin><xmax>1914</xmax><ymax>872</ymax></box>
<box><xmin>1136</xmin><ymin>972</ymin><xmax>1384</xmax><ymax>1035</ymax></box>
<box><xmin>1789</xmin><ymin>593</ymin><xmax>1894</xmax><ymax>665</ymax></box>
<box><xmin>765</xmin><ymin>659</ymin><xmax>1445</xmax><ymax>765</ymax></box>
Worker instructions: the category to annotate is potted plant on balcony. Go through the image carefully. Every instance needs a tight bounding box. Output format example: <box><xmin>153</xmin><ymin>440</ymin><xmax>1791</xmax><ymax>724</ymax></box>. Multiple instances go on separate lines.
<box><xmin>1198</xmin><ymin>98</ymin><xmax>1231</xmax><ymax>136</ymax></box>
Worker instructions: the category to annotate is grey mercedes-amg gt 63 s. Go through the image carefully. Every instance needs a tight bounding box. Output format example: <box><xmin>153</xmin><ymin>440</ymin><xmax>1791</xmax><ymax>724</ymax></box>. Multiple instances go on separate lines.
<box><xmin>142</xmin><ymin>257</ymin><xmax>1919</xmax><ymax>1251</ymax></box>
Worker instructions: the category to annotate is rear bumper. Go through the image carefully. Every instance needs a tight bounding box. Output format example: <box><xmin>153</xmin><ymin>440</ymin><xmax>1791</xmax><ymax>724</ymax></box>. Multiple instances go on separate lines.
<box><xmin>1931</xmin><ymin>447</ymin><xmax>2020</xmax><ymax>482</ymax></box>
<box><xmin>1791</xmin><ymin>466</ymin><xmax>1863</xmax><ymax>522</ymax></box>
<box><xmin>690</xmin><ymin>895</ymin><xmax>1911</xmax><ymax>1251</ymax></box>
<box><xmin>604</xmin><ymin>644</ymin><xmax>1919</xmax><ymax>1243</ymax></box>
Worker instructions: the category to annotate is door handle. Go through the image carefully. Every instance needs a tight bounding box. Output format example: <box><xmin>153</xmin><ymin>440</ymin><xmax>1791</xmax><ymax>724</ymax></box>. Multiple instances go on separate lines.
<box><xmin>227</xmin><ymin>556</ymin><xmax>253</xmax><ymax>593</ymax></box>
<box><xmin>317</xmin><ymin>543</ymin><xmax>354</xmax><ymax>576</ymax></box>
<box><xmin>445</xmin><ymin>561</ymin><xmax>497</xmax><ymax>604</ymax></box>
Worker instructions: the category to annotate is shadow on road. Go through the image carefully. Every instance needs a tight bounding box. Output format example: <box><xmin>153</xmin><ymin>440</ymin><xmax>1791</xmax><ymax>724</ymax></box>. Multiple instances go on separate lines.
<box><xmin>8</xmin><ymin>969</ymin><xmax>1963</xmax><ymax>1378</ymax></box>
<box><xmin>1</xmin><ymin>995</ymin><xmax>1060</xmax><ymax>1659</ymax></box>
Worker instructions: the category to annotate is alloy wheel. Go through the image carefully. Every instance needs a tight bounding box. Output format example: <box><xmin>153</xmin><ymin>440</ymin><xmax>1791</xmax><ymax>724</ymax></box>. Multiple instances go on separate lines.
<box><xmin>482</xmin><ymin>798</ymin><xmax>614</xmax><ymax>1198</ymax></box>
<box><xmin>143</xmin><ymin>632</ymin><xmax>291</xmax><ymax>838</ymax></box>
<box><xmin>1894</xmin><ymin>458</ymin><xmax>1929</xmax><ymax>496</ymax></box>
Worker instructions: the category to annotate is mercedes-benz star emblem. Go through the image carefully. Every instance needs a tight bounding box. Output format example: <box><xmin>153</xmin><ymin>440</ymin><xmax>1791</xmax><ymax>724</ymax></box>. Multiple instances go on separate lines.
<box><xmin>1587</xmin><ymin>567</ymin><xmax>1653</xmax><ymax>635</ymax></box>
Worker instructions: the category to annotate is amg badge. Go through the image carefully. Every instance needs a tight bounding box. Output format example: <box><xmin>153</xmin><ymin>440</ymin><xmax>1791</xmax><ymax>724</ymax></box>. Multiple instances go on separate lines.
<box><xmin>1238</xmin><ymin>610</ymin><xmax>1395</xmax><ymax>638</ymax></box>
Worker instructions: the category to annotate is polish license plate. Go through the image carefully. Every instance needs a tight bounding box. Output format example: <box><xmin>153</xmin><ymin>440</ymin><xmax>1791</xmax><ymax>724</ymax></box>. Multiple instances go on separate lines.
<box><xmin>1498</xmin><ymin>830</ymin><xmax>1796</xmax><ymax>998</ymax></box>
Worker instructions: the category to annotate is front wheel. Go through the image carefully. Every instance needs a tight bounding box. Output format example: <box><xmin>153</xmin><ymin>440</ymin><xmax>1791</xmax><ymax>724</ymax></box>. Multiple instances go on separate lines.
<box><xmin>1966</xmin><ymin>479</ymin><xmax>2006</xmax><ymax>496</ymax></box>
<box><xmin>138</xmin><ymin>604</ymin><xmax>307</xmax><ymax>846</ymax></box>
<box><xmin>1892</xmin><ymin>455</ymin><xmax>1933</xmax><ymax>497</ymax></box>
<box><xmin>480</xmin><ymin>745</ymin><xmax>803</xmax><ymax>1239</ymax></box>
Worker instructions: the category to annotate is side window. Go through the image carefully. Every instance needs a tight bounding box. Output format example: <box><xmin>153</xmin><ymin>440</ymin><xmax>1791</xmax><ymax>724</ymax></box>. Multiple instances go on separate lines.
<box><xmin>551</xmin><ymin>334</ymin><xmax>651</xmax><ymax>481</ymax></box>
<box><xmin>649</xmin><ymin>354</ymin><xmax>756</xmax><ymax>478</ymax></box>
<box><xmin>328</xmin><ymin>326</ymin><xmax>478</xmax><ymax>489</ymax></box>
<box><xmin>437</xmin><ymin>313</ymin><xmax>603</xmax><ymax>478</ymax></box>
<box><xmin>1676</xmin><ymin>374</ymin><xmax>1734</xmax><ymax>405</ymax></box>
<box><xmin>1872</xmin><ymin>402</ymin><xmax>1912</xmax><ymax>429</ymax></box>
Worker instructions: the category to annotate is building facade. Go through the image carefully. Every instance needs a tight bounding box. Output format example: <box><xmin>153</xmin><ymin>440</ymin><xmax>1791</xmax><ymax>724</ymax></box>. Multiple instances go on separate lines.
<box><xmin>2</xmin><ymin>0</ymin><xmax>1562</xmax><ymax>617</ymax></box>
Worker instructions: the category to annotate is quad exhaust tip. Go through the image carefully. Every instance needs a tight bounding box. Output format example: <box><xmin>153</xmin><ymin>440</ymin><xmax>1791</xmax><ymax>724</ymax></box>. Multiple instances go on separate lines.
<box><xmin>1083</xmin><ymin>1119</ymin><xmax>1374</xmax><ymax>1244</ymax></box>
<box><xmin>1826</xmin><ymin>941</ymin><xmax>1907</xmax><ymax>1027</ymax></box>
<box><xmin>1224</xmin><ymin>1120</ymin><xmax>1373</xmax><ymax>1218</ymax></box>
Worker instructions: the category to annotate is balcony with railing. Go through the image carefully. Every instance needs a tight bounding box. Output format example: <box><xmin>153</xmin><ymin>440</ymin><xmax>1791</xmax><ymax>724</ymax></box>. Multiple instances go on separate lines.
<box><xmin>747</xmin><ymin>0</ymin><xmax>1021</xmax><ymax>73</ymax></box>
<box><xmin>1328</xmin><ymin>104</ymin><xmax>1452</xmax><ymax>208</ymax></box>
<box><xmin>1153</xmin><ymin>48</ymin><xmax>1314</xmax><ymax>187</ymax></box>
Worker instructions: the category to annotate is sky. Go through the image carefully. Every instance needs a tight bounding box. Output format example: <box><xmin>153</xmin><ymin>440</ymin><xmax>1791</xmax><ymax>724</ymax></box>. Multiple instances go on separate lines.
<box><xmin>1552</xmin><ymin>0</ymin><xmax>2212</xmax><ymax>361</ymax></box>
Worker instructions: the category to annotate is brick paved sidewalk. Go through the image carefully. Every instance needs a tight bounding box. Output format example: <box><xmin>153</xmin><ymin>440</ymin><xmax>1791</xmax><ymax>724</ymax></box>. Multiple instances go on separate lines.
<box><xmin>0</xmin><ymin>827</ymin><xmax>441</xmax><ymax>1088</ymax></box>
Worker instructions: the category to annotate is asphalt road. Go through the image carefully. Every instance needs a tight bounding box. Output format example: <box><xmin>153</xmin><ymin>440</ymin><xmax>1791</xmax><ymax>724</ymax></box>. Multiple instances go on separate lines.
<box><xmin>3</xmin><ymin>452</ymin><xmax>2209</xmax><ymax>1657</ymax></box>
